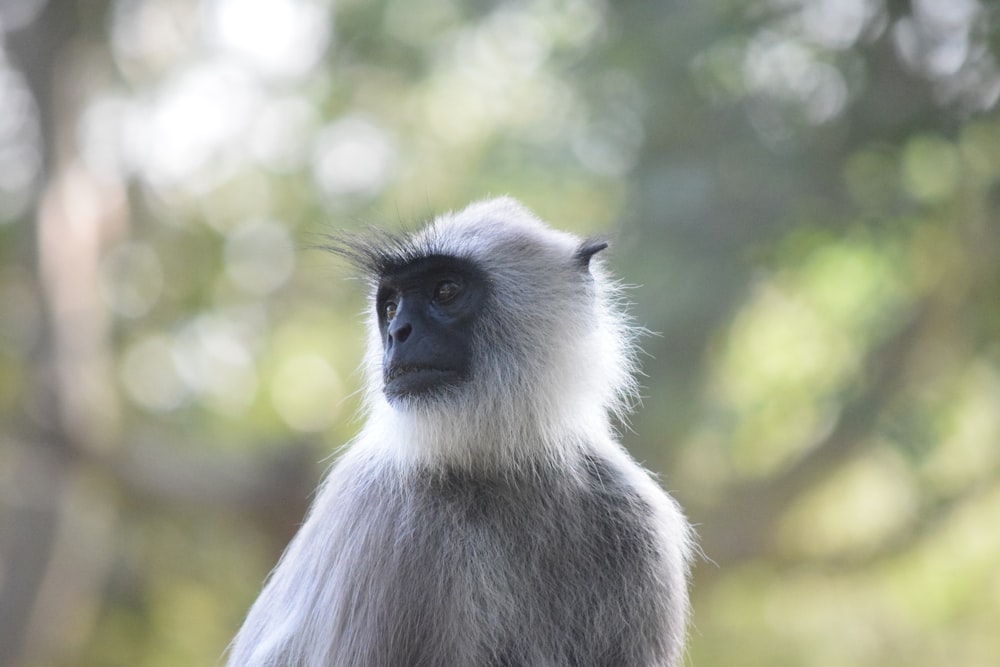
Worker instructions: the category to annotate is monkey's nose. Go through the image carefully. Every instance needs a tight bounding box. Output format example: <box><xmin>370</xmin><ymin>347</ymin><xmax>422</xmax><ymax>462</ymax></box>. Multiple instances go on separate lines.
<box><xmin>389</xmin><ymin>320</ymin><xmax>412</xmax><ymax>345</ymax></box>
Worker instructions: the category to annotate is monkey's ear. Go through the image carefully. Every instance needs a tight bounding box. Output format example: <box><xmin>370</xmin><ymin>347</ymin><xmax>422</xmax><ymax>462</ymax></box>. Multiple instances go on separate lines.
<box><xmin>574</xmin><ymin>239</ymin><xmax>609</xmax><ymax>270</ymax></box>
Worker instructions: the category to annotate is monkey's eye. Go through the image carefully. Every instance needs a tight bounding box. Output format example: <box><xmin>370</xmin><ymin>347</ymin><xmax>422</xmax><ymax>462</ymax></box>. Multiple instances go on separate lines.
<box><xmin>383</xmin><ymin>301</ymin><xmax>398</xmax><ymax>321</ymax></box>
<box><xmin>433</xmin><ymin>280</ymin><xmax>461</xmax><ymax>303</ymax></box>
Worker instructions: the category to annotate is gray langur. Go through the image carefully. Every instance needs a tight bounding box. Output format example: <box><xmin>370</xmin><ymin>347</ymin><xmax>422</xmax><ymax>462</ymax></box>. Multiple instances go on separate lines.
<box><xmin>226</xmin><ymin>197</ymin><xmax>694</xmax><ymax>666</ymax></box>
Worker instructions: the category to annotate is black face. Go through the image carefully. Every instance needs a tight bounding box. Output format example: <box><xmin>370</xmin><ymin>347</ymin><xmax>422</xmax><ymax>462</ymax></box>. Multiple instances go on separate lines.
<box><xmin>376</xmin><ymin>256</ymin><xmax>486</xmax><ymax>403</ymax></box>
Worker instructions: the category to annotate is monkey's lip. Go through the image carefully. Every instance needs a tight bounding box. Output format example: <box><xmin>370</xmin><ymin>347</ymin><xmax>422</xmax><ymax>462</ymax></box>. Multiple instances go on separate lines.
<box><xmin>383</xmin><ymin>365</ymin><xmax>463</xmax><ymax>397</ymax></box>
<box><xmin>384</xmin><ymin>364</ymin><xmax>451</xmax><ymax>382</ymax></box>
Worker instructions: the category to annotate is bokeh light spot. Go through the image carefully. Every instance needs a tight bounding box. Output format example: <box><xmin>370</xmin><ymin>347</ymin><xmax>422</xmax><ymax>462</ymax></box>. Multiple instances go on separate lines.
<box><xmin>271</xmin><ymin>355</ymin><xmax>343</xmax><ymax>432</ymax></box>
<box><xmin>312</xmin><ymin>116</ymin><xmax>397</xmax><ymax>203</ymax></box>
<box><xmin>120</xmin><ymin>334</ymin><xmax>190</xmax><ymax>412</ymax></box>
<box><xmin>172</xmin><ymin>315</ymin><xmax>258</xmax><ymax>415</ymax></box>
<box><xmin>902</xmin><ymin>134</ymin><xmax>961</xmax><ymax>203</ymax></box>
<box><xmin>224</xmin><ymin>220</ymin><xmax>295</xmax><ymax>296</ymax></box>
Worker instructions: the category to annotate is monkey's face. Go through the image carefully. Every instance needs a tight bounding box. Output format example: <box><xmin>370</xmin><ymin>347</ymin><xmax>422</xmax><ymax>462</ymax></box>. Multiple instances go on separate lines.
<box><xmin>375</xmin><ymin>255</ymin><xmax>488</xmax><ymax>405</ymax></box>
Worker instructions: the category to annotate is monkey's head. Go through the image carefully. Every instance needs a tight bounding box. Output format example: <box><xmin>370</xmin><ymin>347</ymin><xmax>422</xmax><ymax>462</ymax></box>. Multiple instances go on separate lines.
<box><xmin>331</xmin><ymin>198</ymin><xmax>638</xmax><ymax>461</ymax></box>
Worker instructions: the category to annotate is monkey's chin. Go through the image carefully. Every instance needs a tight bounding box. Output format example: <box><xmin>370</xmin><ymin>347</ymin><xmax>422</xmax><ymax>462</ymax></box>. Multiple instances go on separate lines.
<box><xmin>383</xmin><ymin>367</ymin><xmax>464</xmax><ymax>405</ymax></box>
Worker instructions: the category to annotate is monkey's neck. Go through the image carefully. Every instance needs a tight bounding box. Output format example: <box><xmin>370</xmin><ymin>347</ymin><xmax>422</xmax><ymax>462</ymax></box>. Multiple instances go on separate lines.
<box><xmin>361</xmin><ymin>402</ymin><xmax>614</xmax><ymax>472</ymax></box>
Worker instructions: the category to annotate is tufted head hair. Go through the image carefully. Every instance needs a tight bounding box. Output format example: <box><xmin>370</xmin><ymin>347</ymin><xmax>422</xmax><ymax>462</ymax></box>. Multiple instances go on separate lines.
<box><xmin>328</xmin><ymin>197</ymin><xmax>640</xmax><ymax>468</ymax></box>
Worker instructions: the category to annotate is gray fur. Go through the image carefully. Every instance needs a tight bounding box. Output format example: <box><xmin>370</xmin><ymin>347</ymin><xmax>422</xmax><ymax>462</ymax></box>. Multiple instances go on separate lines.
<box><xmin>227</xmin><ymin>198</ymin><xmax>693</xmax><ymax>666</ymax></box>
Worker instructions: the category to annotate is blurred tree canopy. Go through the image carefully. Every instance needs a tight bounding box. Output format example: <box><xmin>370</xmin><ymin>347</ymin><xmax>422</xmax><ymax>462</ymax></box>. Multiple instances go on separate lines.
<box><xmin>1</xmin><ymin>0</ymin><xmax>998</xmax><ymax>665</ymax></box>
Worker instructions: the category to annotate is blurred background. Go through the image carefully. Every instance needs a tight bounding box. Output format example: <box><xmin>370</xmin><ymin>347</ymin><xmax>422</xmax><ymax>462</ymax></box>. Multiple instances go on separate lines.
<box><xmin>1</xmin><ymin>0</ymin><xmax>998</xmax><ymax>665</ymax></box>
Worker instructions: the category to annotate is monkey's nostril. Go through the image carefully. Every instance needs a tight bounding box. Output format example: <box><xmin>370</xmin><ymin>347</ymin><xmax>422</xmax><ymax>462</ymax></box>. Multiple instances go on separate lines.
<box><xmin>393</xmin><ymin>323</ymin><xmax>413</xmax><ymax>344</ymax></box>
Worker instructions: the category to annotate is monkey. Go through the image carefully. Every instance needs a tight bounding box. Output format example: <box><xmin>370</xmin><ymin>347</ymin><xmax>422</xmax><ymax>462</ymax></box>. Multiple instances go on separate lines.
<box><xmin>226</xmin><ymin>197</ymin><xmax>694</xmax><ymax>666</ymax></box>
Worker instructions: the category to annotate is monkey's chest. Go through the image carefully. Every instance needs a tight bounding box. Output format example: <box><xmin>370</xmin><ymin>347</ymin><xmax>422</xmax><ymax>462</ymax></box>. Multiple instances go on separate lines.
<box><xmin>340</xmin><ymin>464</ymin><xmax>663</xmax><ymax>665</ymax></box>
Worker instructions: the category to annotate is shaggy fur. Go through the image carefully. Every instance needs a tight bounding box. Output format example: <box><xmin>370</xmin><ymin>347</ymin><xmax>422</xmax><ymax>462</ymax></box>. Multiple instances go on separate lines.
<box><xmin>226</xmin><ymin>198</ymin><xmax>693</xmax><ymax>666</ymax></box>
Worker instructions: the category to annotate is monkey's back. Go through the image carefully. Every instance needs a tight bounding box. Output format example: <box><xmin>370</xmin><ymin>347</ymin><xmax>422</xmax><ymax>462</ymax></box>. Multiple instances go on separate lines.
<box><xmin>317</xmin><ymin>449</ymin><xmax>685</xmax><ymax>666</ymax></box>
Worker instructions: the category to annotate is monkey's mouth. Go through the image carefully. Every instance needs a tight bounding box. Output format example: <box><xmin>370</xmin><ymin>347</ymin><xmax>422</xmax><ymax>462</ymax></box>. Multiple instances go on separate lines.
<box><xmin>383</xmin><ymin>364</ymin><xmax>464</xmax><ymax>399</ymax></box>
